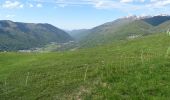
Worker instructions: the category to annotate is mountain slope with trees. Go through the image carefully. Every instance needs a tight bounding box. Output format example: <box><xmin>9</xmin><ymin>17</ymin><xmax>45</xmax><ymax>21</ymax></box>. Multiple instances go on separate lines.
<box><xmin>0</xmin><ymin>20</ymin><xmax>73</xmax><ymax>51</ymax></box>
<box><xmin>77</xmin><ymin>15</ymin><xmax>170</xmax><ymax>48</ymax></box>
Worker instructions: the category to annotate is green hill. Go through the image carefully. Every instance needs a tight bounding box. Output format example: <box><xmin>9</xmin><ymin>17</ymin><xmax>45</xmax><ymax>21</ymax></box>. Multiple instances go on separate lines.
<box><xmin>79</xmin><ymin>19</ymin><xmax>153</xmax><ymax>48</ymax></box>
<box><xmin>143</xmin><ymin>15</ymin><xmax>170</xmax><ymax>26</ymax></box>
<box><xmin>0</xmin><ymin>33</ymin><xmax>170</xmax><ymax>99</ymax></box>
<box><xmin>153</xmin><ymin>20</ymin><xmax>170</xmax><ymax>33</ymax></box>
<box><xmin>0</xmin><ymin>20</ymin><xmax>73</xmax><ymax>51</ymax></box>
<box><xmin>78</xmin><ymin>16</ymin><xmax>170</xmax><ymax>48</ymax></box>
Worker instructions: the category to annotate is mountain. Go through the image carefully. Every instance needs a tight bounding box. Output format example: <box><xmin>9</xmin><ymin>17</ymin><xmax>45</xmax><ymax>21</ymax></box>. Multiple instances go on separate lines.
<box><xmin>153</xmin><ymin>20</ymin><xmax>170</xmax><ymax>33</ymax></box>
<box><xmin>0</xmin><ymin>20</ymin><xmax>73</xmax><ymax>51</ymax></box>
<box><xmin>78</xmin><ymin>15</ymin><xmax>170</xmax><ymax>48</ymax></box>
<box><xmin>67</xmin><ymin>29</ymin><xmax>89</xmax><ymax>40</ymax></box>
<box><xmin>143</xmin><ymin>15</ymin><xmax>170</xmax><ymax>26</ymax></box>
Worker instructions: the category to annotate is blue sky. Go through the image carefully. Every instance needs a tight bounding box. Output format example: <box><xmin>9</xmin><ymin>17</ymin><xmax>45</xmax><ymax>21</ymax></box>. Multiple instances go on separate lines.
<box><xmin>0</xmin><ymin>0</ymin><xmax>170</xmax><ymax>30</ymax></box>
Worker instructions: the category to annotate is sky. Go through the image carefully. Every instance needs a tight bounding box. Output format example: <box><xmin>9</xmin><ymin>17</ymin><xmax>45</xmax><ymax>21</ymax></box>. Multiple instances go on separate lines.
<box><xmin>0</xmin><ymin>0</ymin><xmax>170</xmax><ymax>30</ymax></box>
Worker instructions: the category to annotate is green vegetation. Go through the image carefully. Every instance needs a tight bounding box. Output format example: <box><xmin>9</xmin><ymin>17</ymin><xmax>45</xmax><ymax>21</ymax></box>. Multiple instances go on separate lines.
<box><xmin>143</xmin><ymin>16</ymin><xmax>170</xmax><ymax>26</ymax></box>
<box><xmin>0</xmin><ymin>33</ymin><xmax>170</xmax><ymax>99</ymax></box>
<box><xmin>0</xmin><ymin>20</ymin><xmax>73</xmax><ymax>51</ymax></box>
<box><xmin>78</xmin><ymin>16</ymin><xmax>170</xmax><ymax>48</ymax></box>
<box><xmin>67</xmin><ymin>29</ymin><xmax>89</xmax><ymax>40</ymax></box>
<box><xmin>79</xmin><ymin>20</ymin><xmax>153</xmax><ymax>48</ymax></box>
<box><xmin>32</xmin><ymin>41</ymin><xmax>77</xmax><ymax>52</ymax></box>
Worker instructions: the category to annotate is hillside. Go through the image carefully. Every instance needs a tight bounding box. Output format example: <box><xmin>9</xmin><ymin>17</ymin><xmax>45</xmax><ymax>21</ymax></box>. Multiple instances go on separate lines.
<box><xmin>67</xmin><ymin>29</ymin><xmax>89</xmax><ymax>40</ymax></box>
<box><xmin>153</xmin><ymin>20</ymin><xmax>170</xmax><ymax>33</ymax></box>
<box><xmin>143</xmin><ymin>15</ymin><xmax>170</xmax><ymax>26</ymax></box>
<box><xmin>0</xmin><ymin>33</ymin><xmax>170</xmax><ymax>99</ymax></box>
<box><xmin>78</xmin><ymin>15</ymin><xmax>170</xmax><ymax>48</ymax></box>
<box><xmin>0</xmin><ymin>20</ymin><xmax>73</xmax><ymax>51</ymax></box>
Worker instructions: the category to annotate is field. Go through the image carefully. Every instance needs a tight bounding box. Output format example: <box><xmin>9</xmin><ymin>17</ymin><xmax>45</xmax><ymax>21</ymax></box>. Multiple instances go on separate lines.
<box><xmin>0</xmin><ymin>33</ymin><xmax>170</xmax><ymax>99</ymax></box>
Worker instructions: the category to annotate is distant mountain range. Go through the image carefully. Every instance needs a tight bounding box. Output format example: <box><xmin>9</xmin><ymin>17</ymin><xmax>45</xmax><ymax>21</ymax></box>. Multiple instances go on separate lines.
<box><xmin>75</xmin><ymin>15</ymin><xmax>170</xmax><ymax>47</ymax></box>
<box><xmin>1</xmin><ymin>15</ymin><xmax>170</xmax><ymax>51</ymax></box>
<box><xmin>0</xmin><ymin>20</ymin><xmax>73</xmax><ymax>51</ymax></box>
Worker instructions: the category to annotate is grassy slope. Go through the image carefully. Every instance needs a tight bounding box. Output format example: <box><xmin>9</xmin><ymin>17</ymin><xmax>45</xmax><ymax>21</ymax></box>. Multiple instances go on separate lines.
<box><xmin>0</xmin><ymin>33</ymin><xmax>170</xmax><ymax>99</ymax></box>
<box><xmin>154</xmin><ymin>20</ymin><xmax>170</xmax><ymax>33</ymax></box>
<box><xmin>79</xmin><ymin>20</ymin><xmax>153</xmax><ymax>48</ymax></box>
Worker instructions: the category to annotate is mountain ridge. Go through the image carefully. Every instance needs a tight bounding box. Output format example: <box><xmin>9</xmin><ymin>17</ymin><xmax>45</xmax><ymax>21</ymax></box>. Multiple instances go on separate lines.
<box><xmin>0</xmin><ymin>20</ymin><xmax>73</xmax><ymax>51</ymax></box>
<box><xmin>77</xmin><ymin>15</ymin><xmax>170</xmax><ymax>48</ymax></box>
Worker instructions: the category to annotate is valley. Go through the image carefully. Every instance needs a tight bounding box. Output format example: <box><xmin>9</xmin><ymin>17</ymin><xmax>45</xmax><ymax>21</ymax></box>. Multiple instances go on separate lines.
<box><xmin>1</xmin><ymin>15</ymin><xmax>170</xmax><ymax>99</ymax></box>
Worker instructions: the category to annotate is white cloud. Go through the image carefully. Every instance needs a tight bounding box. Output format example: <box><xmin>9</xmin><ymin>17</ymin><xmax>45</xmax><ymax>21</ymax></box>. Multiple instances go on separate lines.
<box><xmin>19</xmin><ymin>4</ymin><xmax>24</xmax><ymax>8</ymax></box>
<box><xmin>54</xmin><ymin>0</ymin><xmax>121</xmax><ymax>9</ymax></box>
<box><xmin>120</xmin><ymin>0</ymin><xmax>133</xmax><ymax>3</ymax></box>
<box><xmin>2</xmin><ymin>1</ymin><xmax>24</xmax><ymax>9</ymax></box>
<box><xmin>58</xmin><ymin>4</ymin><xmax>67</xmax><ymax>7</ymax></box>
<box><xmin>6</xmin><ymin>14</ymin><xmax>16</xmax><ymax>18</ymax></box>
<box><xmin>29</xmin><ymin>4</ymin><xmax>34</xmax><ymax>8</ymax></box>
<box><xmin>120</xmin><ymin>0</ymin><xmax>146</xmax><ymax>3</ymax></box>
<box><xmin>92</xmin><ymin>1</ymin><xmax>118</xmax><ymax>9</ymax></box>
<box><xmin>53</xmin><ymin>0</ymin><xmax>146</xmax><ymax>9</ymax></box>
<box><xmin>149</xmin><ymin>0</ymin><xmax>170</xmax><ymax>7</ymax></box>
<box><xmin>1</xmin><ymin>0</ymin><xmax>170</xmax><ymax>12</ymax></box>
<box><xmin>36</xmin><ymin>3</ymin><xmax>43</xmax><ymax>8</ymax></box>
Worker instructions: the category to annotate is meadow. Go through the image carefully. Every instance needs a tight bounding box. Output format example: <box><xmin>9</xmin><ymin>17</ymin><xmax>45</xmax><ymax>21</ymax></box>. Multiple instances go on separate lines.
<box><xmin>0</xmin><ymin>33</ymin><xmax>170</xmax><ymax>100</ymax></box>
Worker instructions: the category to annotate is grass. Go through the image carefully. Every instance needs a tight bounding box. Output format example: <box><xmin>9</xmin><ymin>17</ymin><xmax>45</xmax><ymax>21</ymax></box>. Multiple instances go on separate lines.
<box><xmin>0</xmin><ymin>33</ymin><xmax>170</xmax><ymax>100</ymax></box>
